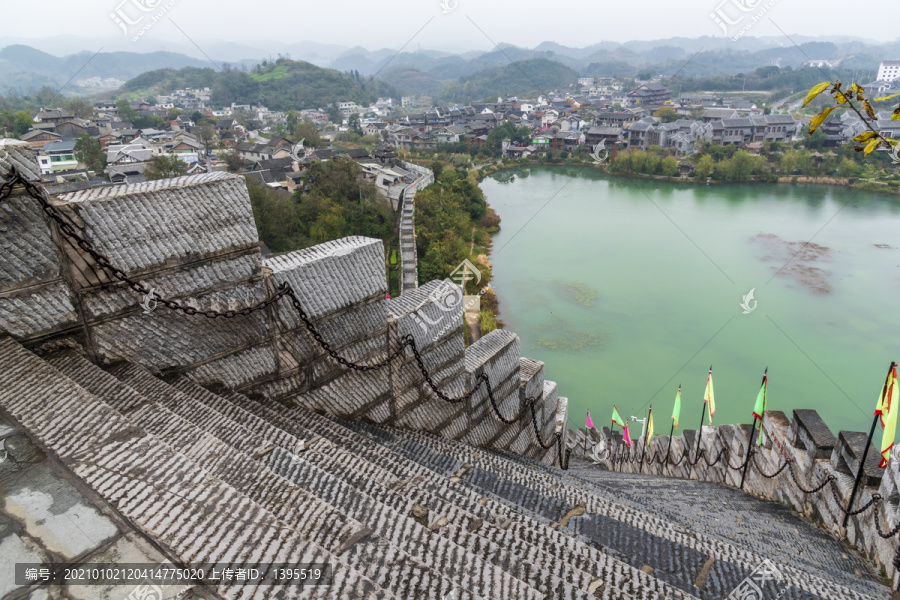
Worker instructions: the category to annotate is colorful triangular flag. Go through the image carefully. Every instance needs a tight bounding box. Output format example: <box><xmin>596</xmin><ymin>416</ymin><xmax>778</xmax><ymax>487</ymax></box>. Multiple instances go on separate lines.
<box><xmin>753</xmin><ymin>368</ymin><xmax>768</xmax><ymax>446</ymax></box>
<box><xmin>704</xmin><ymin>367</ymin><xmax>715</xmax><ymax>426</ymax></box>
<box><xmin>672</xmin><ymin>386</ymin><xmax>681</xmax><ymax>429</ymax></box>
<box><xmin>585</xmin><ymin>412</ymin><xmax>594</xmax><ymax>429</ymax></box>
<box><xmin>876</xmin><ymin>363</ymin><xmax>899</xmax><ymax>468</ymax></box>
<box><xmin>646</xmin><ymin>408</ymin><xmax>654</xmax><ymax>446</ymax></box>
<box><xmin>612</xmin><ymin>406</ymin><xmax>625</xmax><ymax>429</ymax></box>
<box><xmin>623</xmin><ymin>422</ymin><xmax>632</xmax><ymax>447</ymax></box>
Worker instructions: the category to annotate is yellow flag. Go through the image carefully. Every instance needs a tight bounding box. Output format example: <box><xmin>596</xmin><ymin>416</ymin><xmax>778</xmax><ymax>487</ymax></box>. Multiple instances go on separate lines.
<box><xmin>704</xmin><ymin>367</ymin><xmax>715</xmax><ymax>426</ymax></box>
<box><xmin>646</xmin><ymin>408</ymin><xmax>654</xmax><ymax>446</ymax></box>
<box><xmin>876</xmin><ymin>363</ymin><xmax>899</xmax><ymax>468</ymax></box>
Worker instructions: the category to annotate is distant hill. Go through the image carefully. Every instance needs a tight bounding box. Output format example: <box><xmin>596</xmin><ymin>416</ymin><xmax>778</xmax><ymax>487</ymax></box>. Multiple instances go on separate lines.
<box><xmin>122</xmin><ymin>59</ymin><xmax>399</xmax><ymax>111</ymax></box>
<box><xmin>436</xmin><ymin>58</ymin><xmax>579</xmax><ymax>103</ymax></box>
<box><xmin>379</xmin><ymin>67</ymin><xmax>446</xmax><ymax>97</ymax></box>
<box><xmin>0</xmin><ymin>44</ymin><xmax>210</xmax><ymax>88</ymax></box>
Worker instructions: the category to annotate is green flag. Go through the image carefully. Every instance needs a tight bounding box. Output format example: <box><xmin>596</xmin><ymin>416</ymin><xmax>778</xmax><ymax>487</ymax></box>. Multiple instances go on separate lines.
<box><xmin>612</xmin><ymin>405</ymin><xmax>626</xmax><ymax>428</ymax></box>
<box><xmin>753</xmin><ymin>368</ymin><xmax>768</xmax><ymax>446</ymax></box>
<box><xmin>672</xmin><ymin>386</ymin><xmax>681</xmax><ymax>429</ymax></box>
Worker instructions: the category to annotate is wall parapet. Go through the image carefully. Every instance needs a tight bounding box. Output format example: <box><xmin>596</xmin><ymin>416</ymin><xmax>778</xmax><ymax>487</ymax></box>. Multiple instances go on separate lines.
<box><xmin>0</xmin><ymin>144</ymin><xmax>567</xmax><ymax>470</ymax></box>
<box><xmin>398</xmin><ymin>161</ymin><xmax>433</xmax><ymax>295</ymax></box>
<box><xmin>577</xmin><ymin>409</ymin><xmax>900</xmax><ymax>585</ymax></box>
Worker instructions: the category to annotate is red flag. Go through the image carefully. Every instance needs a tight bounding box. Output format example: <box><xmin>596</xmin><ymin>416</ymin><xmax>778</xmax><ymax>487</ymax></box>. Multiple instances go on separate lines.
<box><xmin>585</xmin><ymin>412</ymin><xmax>594</xmax><ymax>429</ymax></box>
<box><xmin>623</xmin><ymin>422</ymin><xmax>632</xmax><ymax>447</ymax></box>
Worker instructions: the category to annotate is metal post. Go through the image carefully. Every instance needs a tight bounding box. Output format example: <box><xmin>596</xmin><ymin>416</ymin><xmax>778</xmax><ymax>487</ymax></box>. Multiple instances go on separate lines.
<box><xmin>584</xmin><ymin>412</ymin><xmax>589</xmax><ymax>458</ymax></box>
<box><xmin>843</xmin><ymin>362</ymin><xmax>895</xmax><ymax>529</ymax></box>
<box><xmin>639</xmin><ymin>407</ymin><xmax>651</xmax><ymax>474</ymax></box>
<box><xmin>689</xmin><ymin>402</ymin><xmax>707</xmax><ymax>478</ymax></box>
<box><xmin>740</xmin><ymin>416</ymin><xmax>758</xmax><ymax>490</ymax></box>
<box><xmin>843</xmin><ymin>412</ymin><xmax>881</xmax><ymax>529</ymax></box>
<box><xmin>611</xmin><ymin>424</ymin><xmax>616</xmax><ymax>471</ymax></box>
<box><xmin>639</xmin><ymin>435</ymin><xmax>646</xmax><ymax>474</ymax></box>
<box><xmin>664</xmin><ymin>422</ymin><xmax>675</xmax><ymax>470</ymax></box>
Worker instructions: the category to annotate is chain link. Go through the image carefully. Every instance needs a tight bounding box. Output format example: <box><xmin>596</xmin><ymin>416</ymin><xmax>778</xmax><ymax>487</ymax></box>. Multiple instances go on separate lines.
<box><xmin>1</xmin><ymin>167</ymin><xmax>571</xmax><ymax>469</ymax></box>
<box><xmin>871</xmin><ymin>496</ymin><xmax>900</xmax><ymax>539</ymax></box>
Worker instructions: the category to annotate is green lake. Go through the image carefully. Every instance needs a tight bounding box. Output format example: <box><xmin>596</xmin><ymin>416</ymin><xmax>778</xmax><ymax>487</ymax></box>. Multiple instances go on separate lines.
<box><xmin>479</xmin><ymin>166</ymin><xmax>900</xmax><ymax>439</ymax></box>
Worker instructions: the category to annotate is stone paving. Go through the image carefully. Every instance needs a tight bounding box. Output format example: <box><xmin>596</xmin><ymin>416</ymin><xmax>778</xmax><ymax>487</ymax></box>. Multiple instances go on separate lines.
<box><xmin>0</xmin><ymin>333</ymin><xmax>892</xmax><ymax>600</ymax></box>
<box><xmin>561</xmin><ymin>458</ymin><xmax>888</xmax><ymax>598</ymax></box>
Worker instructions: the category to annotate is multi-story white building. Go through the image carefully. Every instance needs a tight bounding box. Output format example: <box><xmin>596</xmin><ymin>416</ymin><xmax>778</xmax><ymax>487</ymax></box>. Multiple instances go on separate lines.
<box><xmin>37</xmin><ymin>140</ymin><xmax>78</xmax><ymax>174</ymax></box>
<box><xmin>877</xmin><ymin>60</ymin><xmax>900</xmax><ymax>82</ymax></box>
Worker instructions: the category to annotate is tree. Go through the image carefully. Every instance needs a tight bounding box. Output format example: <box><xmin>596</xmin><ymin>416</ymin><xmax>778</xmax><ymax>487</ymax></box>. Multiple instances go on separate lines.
<box><xmin>198</xmin><ymin>124</ymin><xmax>217</xmax><ymax>156</ymax></box>
<box><xmin>803</xmin><ymin>127</ymin><xmax>826</xmax><ymax>150</ymax></box>
<box><xmin>221</xmin><ymin>148</ymin><xmax>244</xmax><ymax>172</ymax></box>
<box><xmin>292</xmin><ymin>119</ymin><xmax>324</xmax><ymax>148</ymax></box>
<box><xmin>327</xmin><ymin>105</ymin><xmax>342</xmax><ymax>125</ymax></box>
<box><xmin>661</xmin><ymin>156</ymin><xmax>679</xmax><ymax>177</ymax></box>
<box><xmin>11</xmin><ymin>110</ymin><xmax>34</xmax><ymax>136</ymax></box>
<box><xmin>347</xmin><ymin>113</ymin><xmax>362</xmax><ymax>136</ymax></box>
<box><xmin>286</xmin><ymin>110</ymin><xmax>300</xmax><ymax>132</ymax></box>
<box><xmin>836</xmin><ymin>157</ymin><xmax>861</xmax><ymax>178</ymax></box>
<box><xmin>167</xmin><ymin>107</ymin><xmax>182</xmax><ymax>120</ymax></box>
<box><xmin>144</xmin><ymin>155</ymin><xmax>187</xmax><ymax>180</ymax></box>
<box><xmin>653</xmin><ymin>106</ymin><xmax>678</xmax><ymax>123</ymax></box>
<box><xmin>116</xmin><ymin>99</ymin><xmax>137</xmax><ymax>123</ymax></box>
<box><xmin>781</xmin><ymin>150</ymin><xmax>800</xmax><ymax>174</ymax></box>
<box><xmin>721</xmin><ymin>150</ymin><xmax>755</xmax><ymax>182</ymax></box>
<box><xmin>694</xmin><ymin>155</ymin><xmax>715</xmax><ymax>179</ymax></box>
<box><xmin>64</xmin><ymin>97</ymin><xmax>94</xmax><ymax>118</ymax></box>
<box><xmin>74</xmin><ymin>133</ymin><xmax>106</xmax><ymax>173</ymax></box>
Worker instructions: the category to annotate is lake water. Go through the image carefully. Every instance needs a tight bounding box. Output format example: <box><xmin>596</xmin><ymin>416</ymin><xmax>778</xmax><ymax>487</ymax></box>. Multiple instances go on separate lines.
<box><xmin>480</xmin><ymin>166</ymin><xmax>900</xmax><ymax>439</ymax></box>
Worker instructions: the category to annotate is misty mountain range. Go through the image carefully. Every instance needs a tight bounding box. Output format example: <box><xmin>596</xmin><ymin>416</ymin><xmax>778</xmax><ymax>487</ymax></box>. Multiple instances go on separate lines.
<box><xmin>2</xmin><ymin>35</ymin><xmax>899</xmax><ymax>98</ymax></box>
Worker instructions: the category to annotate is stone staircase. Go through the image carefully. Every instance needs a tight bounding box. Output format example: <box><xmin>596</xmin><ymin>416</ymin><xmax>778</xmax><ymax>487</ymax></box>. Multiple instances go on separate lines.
<box><xmin>0</xmin><ymin>335</ymin><xmax>890</xmax><ymax>600</ymax></box>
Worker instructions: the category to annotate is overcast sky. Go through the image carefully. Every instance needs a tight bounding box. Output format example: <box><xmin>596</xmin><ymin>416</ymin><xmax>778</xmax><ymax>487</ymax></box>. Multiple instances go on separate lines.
<box><xmin>1</xmin><ymin>0</ymin><xmax>898</xmax><ymax>57</ymax></box>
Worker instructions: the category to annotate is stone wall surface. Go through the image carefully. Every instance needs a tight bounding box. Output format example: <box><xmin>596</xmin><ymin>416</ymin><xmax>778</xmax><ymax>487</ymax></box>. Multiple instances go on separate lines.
<box><xmin>583</xmin><ymin>408</ymin><xmax>900</xmax><ymax>584</ymax></box>
<box><xmin>0</xmin><ymin>142</ymin><xmax>567</xmax><ymax>468</ymax></box>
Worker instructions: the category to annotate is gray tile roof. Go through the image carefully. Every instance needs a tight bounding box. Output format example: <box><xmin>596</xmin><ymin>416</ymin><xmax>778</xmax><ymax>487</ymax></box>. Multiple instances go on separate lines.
<box><xmin>265</xmin><ymin>237</ymin><xmax>387</xmax><ymax>322</ymax></box>
<box><xmin>58</xmin><ymin>172</ymin><xmax>259</xmax><ymax>275</ymax></box>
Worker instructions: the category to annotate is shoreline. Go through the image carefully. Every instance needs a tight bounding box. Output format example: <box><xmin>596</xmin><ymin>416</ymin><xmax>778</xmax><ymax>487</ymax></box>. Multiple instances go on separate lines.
<box><xmin>472</xmin><ymin>159</ymin><xmax>900</xmax><ymax>196</ymax></box>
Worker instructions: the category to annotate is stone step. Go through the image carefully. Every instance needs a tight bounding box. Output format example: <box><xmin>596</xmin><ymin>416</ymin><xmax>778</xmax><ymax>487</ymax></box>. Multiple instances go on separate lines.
<box><xmin>267</xmin><ymin>447</ymin><xmax>550</xmax><ymax>600</ymax></box>
<box><xmin>103</xmin><ymin>364</ymin><xmax>547</xmax><ymax>600</ymax></box>
<box><xmin>53</xmin><ymin>357</ymin><xmax>477</xmax><ymax>598</ymax></box>
<box><xmin>230</xmin><ymin>390</ymin><xmax>693</xmax><ymax>600</ymax></box>
<box><xmin>0</xmin><ymin>337</ymin><xmax>392</xmax><ymax>600</ymax></box>
<box><xmin>554</xmin><ymin>459</ymin><xmax>888</xmax><ymax>600</ymax></box>
<box><xmin>167</xmin><ymin>376</ymin><xmax>588</xmax><ymax>598</ymax></box>
<box><xmin>80</xmin><ymin>358</ymin><xmax>483</xmax><ymax>600</ymax></box>
<box><xmin>382</xmin><ymin>425</ymin><xmax>879</xmax><ymax>600</ymax></box>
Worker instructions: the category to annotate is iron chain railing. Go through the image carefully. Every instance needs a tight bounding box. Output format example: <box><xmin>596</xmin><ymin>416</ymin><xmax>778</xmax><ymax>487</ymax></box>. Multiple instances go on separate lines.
<box><xmin>0</xmin><ymin>167</ymin><xmax>570</xmax><ymax>469</ymax></box>
<box><xmin>607</xmin><ymin>429</ymin><xmax>900</xmax><ymax>538</ymax></box>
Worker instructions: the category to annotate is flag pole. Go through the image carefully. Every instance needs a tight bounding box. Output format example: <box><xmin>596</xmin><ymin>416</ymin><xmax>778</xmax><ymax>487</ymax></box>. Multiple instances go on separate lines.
<box><xmin>843</xmin><ymin>361</ymin><xmax>896</xmax><ymax>529</ymax></box>
<box><xmin>611</xmin><ymin>422</ymin><xmax>617</xmax><ymax>471</ymax></box>
<box><xmin>584</xmin><ymin>411</ymin><xmax>590</xmax><ymax>458</ymax></box>
<box><xmin>664</xmin><ymin>421</ymin><xmax>675</xmax><ymax>470</ymax></box>
<box><xmin>741</xmin><ymin>367</ymin><xmax>767</xmax><ymax>490</ymax></box>
<box><xmin>741</xmin><ymin>416</ymin><xmax>758</xmax><ymax>490</ymax></box>
<box><xmin>691</xmin><ymin>366</ymin><xmax>712</xmax><ymax>478</ymax></box>
<box><xmin>639</xmin><ymin>406</ymin><xmax>651</xmax><ymax>474</ymax></box>
<box><xmin>665</xmin><ymin>384</ymin><xmax>679</xmax><ymax>471</ymax></box>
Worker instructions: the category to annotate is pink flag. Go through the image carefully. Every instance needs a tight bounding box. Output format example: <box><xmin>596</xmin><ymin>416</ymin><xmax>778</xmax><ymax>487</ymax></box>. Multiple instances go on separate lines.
<box><xmin>585</xmin><ymin>412</ymin><xmax>594</xmax><ymax>429</ymax></box>
<box><xmin>623</xmin><ymin>422</ymin><xmax>632</xmax><ymax>447</ymax></box>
